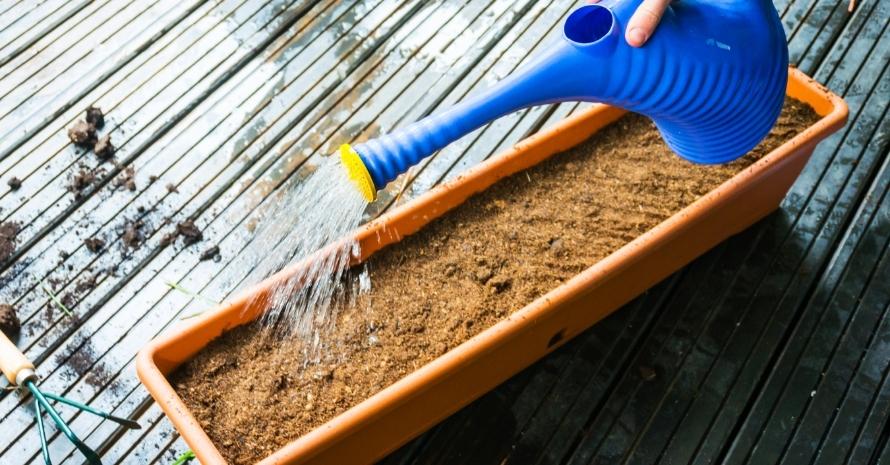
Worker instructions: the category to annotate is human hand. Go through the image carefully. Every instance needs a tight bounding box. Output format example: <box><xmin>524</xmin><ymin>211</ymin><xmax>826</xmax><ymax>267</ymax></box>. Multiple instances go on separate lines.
<box><xmin>591</xmin><ymin>0</ymin><xmax>672</xmax><ymax>47</ymax></box>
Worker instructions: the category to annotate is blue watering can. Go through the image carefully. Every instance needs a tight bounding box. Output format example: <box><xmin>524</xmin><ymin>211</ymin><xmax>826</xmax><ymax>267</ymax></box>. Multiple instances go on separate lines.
<box><xmin>341</xmin><ymin>0</ymin><xmax>789</xmax><ymax>202</ymax></box>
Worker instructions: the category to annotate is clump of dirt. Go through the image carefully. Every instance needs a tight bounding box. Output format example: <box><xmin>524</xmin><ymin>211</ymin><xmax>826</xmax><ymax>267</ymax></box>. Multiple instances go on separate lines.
<box><xmin>85</xmin><ymin>106</ymin><xmax>105</xmax><ymax>129</ymax></box>
<box><xmin>68</xmin><ymin>120</ymin><xmax>97</xmax><ymax>148</ymax></box>
<box><xmin>159</xmin><ymin>232</ymin><xmax>176</xmax><ymax>247</ymax></box>
<box><xmin>176</xmin><ymin>220</ymin><xmax>203</xmax><ymax>245</ymax></box>
<box><xmin>122</xmin><ymin>220</ymin><xmax>144</xmax><ymax>249</ymax></box>
<box><xmin>75</xmin><ymin>274</ymin><xmax>98</xmax><ymax>294</ymax></box>
<box><xmin>0</xmin><ymin>304</ymin><xmax>20</xmax><ymax>339</ymax></box>
<box><xmin>84</xmin><ymin>237</ymin><xmax>105</xmax><ymax>253</ymax></box>
<box><xmin>166</xmin><ymin>183</ymin><xmax>179</xmax><ymax>194</ymax></box>
<box><xmin>69</xmin><ymin>107</ymin><xmax>115</xmax><ymax>162</ymax></box>
<box><xmin>94</xmin><ymin>135</ymin><xmax>114</xmax><ymax>160</ymax></box>
<box><xmin>199</xmin><ymin>245</ymin><xmax>220</xmax><ymax>261</ymax></box>
<box><xmin>172</xmin><ymin>99</ymin><xmax>820</xmax><ymax>464</ymax></box>
<box><xmin>68</xmin><ymin>168</ymin><xmax>101</xmax><ymax>199</ymax></box>
<box><xmin>0</xmin><ymin>222</ymin><xmax>19</xmax><ymax>263</ymax></box>
<box><xmin>7</xmin><ymin>177</ymin><xmax>21</xmax><ymax>190</ymax></box>
<box><xmin>114</xmin><ymin>166</ymin><xmax>136</xmax><ymax>191</ymax></box>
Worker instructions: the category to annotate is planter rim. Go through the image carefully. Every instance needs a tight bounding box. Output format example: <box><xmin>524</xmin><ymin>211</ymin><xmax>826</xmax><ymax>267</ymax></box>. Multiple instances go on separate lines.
<box><xmin>136</xmin><ymin>67</ymin><xmax>848</xmax><ymax>465</ymax></box>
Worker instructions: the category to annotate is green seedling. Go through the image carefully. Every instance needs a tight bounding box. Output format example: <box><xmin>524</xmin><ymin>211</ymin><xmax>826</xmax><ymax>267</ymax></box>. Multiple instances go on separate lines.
<box><xmin>41</xmin><ymin>282</ymin><xmax>73</xmax><ymax>317</ymax></box>
<box><xmin>171</xmin><ymin>450</ymin><xmax>196</xmax><ymax>465</ymax></box>
<box><xmin>164</xmin><ymin>280</ymin><xmax>219</xmax><ymax>319</ymax></box>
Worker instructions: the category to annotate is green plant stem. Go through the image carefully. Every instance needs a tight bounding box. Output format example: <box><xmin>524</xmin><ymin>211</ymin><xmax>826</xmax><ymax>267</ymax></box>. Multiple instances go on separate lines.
<box><xmin>164</xmin><ymin>281</ymin><xmax>219</xmax><ymax>306</ymax></box>
<box><xmin>171</xmin><ymin>450</ymin><xmax>196</xmax><ymax>465</ymax></box>
<box><xmin>40</xmin><ymin>283</ymin><xmax>73</xmax><ymax>317</ymax></box>
<box><xmin>164</xmin><ymin>280</ymin><xmax>219</xmax><ymax>319</ymax></box>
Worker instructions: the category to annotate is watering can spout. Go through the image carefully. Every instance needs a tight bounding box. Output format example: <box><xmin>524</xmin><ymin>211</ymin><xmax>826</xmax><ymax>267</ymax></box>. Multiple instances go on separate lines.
<box><xmin>342</xmin><ymin>0</ymin><xmax>788</xmax><ymax>202</ymax></box>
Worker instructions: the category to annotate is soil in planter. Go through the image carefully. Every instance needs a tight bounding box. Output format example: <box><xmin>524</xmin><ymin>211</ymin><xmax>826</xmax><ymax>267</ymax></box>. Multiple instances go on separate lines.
<box><xmin>171</xmin><ymin>98</ymin><xmax>819</xmax><ymax>464</ymax></box>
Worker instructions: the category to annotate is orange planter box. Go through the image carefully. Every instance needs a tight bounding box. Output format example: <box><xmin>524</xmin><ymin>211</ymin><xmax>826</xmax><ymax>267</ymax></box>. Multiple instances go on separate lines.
<box><xmin>137</xmin><ymin>68</ymin><xmax>847</xmax><ymax>465</ymax></box>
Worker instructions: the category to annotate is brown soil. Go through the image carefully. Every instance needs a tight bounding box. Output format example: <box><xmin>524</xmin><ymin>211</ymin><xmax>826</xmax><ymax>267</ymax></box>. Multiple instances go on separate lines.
<box><xmin>159</xmin><ymin>232</ymin><xmax>176</xmax><ymax>247</ymax></box>
<box><xmin>94</xmin><ymin>135</ymin><xmax>114</xmax><ymax>160</ymax></box>
<box><xmin>0</xmin><ymin>304</ymin><xmax>20</xmax><ymax>340</ymax></box>
<box><xmin>69</xmin><ymin>169</ymin><xmax>97</xmax><ymax>197</ymax></box>
<box><xmin>114</xmin><ymin>166</ymin><xmax>136</xmax><ymax>191</ymax></box>
<box><xmin>200</xmin><ymin>245</ymin><xmax>220</xmax><ymax>261</ymax></box>
<box><xmin>0</xmin><ymin>222</ymin><xmax>19</xmax><ymax>263</ymax></box>
<box><xmin>75</xmin><ymin>274</ymin><xmax>98</xmax><ymax>294</ymax></box>
<box><xmin>68</xmin><ymin>120</ymin><xmax>97</xmax><ymax>148</ymax></box>
<box><xmin>172</xmin><ymin>99</ymin><xmax>820</xmax><ymax>464</ymax></box>
<box><xmin>85</xmin><ymin>106</ymin><xmax>105</xmax><ymax>129</ymax></box>
<box><xmin>176</xmin><ymin>220</ymin><xmax>203</xmax><ymax>245</ymax></box>
<box><xmin>84</xmin><ymin>237</ymin><xmax>105</xmax><ymax>253</ymax></box>
<box><xmin>122</xmin><ymin>220</ymin><xmax>144</xmax><ymax>249</ymax></box>
<box><xmin>7</xmin><ymin>177</ymin><xmax>21</xmax><ymax>190</ymax></box>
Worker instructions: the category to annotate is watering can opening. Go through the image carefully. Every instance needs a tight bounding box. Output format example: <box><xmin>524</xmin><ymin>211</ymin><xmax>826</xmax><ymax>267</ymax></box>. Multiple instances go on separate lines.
<box><xmin>563</xmin><ymin>5</ymin><xmax>616</xmax><ymax>46</ymax></box>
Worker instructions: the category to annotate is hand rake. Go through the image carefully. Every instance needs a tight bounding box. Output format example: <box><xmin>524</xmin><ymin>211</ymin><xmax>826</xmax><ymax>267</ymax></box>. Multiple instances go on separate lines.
<box><xmin>1</xmin><ymin>331</ymin><xmax>140</xmax><ymax>464</ymax></box>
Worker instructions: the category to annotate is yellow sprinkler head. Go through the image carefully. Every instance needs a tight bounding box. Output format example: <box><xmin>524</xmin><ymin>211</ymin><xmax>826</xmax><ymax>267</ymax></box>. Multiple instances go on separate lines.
<box><xmin>339</xmin><ymin>144</ymin><xmax>377</xmax><ymax>202</ymax></box>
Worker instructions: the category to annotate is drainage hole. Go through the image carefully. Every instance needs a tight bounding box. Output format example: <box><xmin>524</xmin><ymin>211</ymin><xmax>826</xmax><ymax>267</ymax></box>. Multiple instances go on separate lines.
<box><xmin>547</xmin><ymin>329</ymin><xmax>567</xmax><ymax>348</ymax></box>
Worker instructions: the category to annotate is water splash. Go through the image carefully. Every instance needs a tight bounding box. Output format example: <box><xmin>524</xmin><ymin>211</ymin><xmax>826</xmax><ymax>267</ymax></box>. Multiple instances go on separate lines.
<box><xmin>237</xmin><ymin>155</ymin><xmax>369</xmax><ymax>343</ymax></box>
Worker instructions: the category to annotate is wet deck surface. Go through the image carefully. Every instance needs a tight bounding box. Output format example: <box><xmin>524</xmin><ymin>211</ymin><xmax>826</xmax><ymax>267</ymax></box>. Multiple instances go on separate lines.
<box><xmin>0</xmin><ymin>1</ymin><xmax>886</xmax><ymax>464</ymax></box>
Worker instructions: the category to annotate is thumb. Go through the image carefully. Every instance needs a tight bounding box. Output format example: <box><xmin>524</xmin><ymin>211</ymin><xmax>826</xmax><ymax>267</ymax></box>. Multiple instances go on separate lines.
<box><xmin>625</xmin><ymin>0</ymin><xmax>672</xmax><ymax>47</ymax></box>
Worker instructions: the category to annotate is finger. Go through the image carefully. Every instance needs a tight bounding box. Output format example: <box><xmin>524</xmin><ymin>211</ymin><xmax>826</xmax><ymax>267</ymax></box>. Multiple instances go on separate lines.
<box><xmin>626</xmin><ymin>0</ymin><xmax>672</xmax><ymax>47</ymax></box>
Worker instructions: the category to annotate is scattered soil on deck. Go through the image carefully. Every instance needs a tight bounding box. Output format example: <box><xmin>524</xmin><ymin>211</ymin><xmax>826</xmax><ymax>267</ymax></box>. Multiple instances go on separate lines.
<box><xmin>114</xmin><ymin>166</ymin><xmax>136</xmax><ymax>191</ymax></box>
<box><xmin>68</xmin><ymin>120</ymin><xmax>97</xmax><ymax>148</ymax></box>
<box><xmin>94</xmin><ymin>135</ymin><xmax>114</xmax><ymax>160</ymax></box>
<box><xmin>159</xmin><ymin>232</ymin><xmax>176</xmax><ymax>247</ymax></box>
<box><xmin>7</xmin><ymin>177</ymin><xmax>21</xmax><ymax>190</ymax></box>
<box><xmin>122</xmin><ymin>220</ymin><xmax>144</xmax><ymax>249</ymax></box>
<box><xmin>200</xmin><ymin>245</ymin><xmax>220</xmax><ymax>261</ymax></box>
<box><xmin>86</xmin><ymin>106</ymin><xmax>105</xmax><ymax>129</ymax></box>
<box><xmin>68</xmin><ymin>168</ymin><xmax>98</xmax><ymax>198</ymax></box>
<box><xmin>0</xmin><ymin>222</ymin><xmax>19</xmax><ymax>263</ymax></box>
<box><xmin>172</xmin><ymin>99</ymin><xmax>820</xmax><ymax>464</ymax></box>
<box><xmin>0</xmin><ymin>304</ymin><xmax>20</xmax><ymax>339</ymax></box>
<box><xmin>84</xmin><ymin>237</ymin><xmax>105</xmax><ymax>253</ymax></box>
<box><xmin>176</xmin><ymin>220</ymin><xmax>203</xmax><ymax>245</ymax></box>
<box><xmin>75</xmin><ymin>274</ymin><xmax>98</xmax><ymax>294</ymax></box>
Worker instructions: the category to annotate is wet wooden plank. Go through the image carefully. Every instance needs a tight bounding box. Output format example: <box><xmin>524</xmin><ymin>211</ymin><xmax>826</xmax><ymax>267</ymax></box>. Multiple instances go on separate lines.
<box><xmin>0</xmin><ymin>0</ymin><xmax>301</xmax><ymax>260</ymax></box>
<box><xmin>0</xmin><ymin>0</ymin><xmax>320</xmax><ymax>399</ymax></box>
<box><xmin>716</xmin><ymin>25</ymin><xmax>889</xmax><ymax>465</ymax></box>
<box><xmin>0</xmin><ymin>1</ymin><xmax>160</xmax><ymax>142</ymax></box>
<box><xmin>0</xmin><ymin>0</ymin><xmax>88</xmax><ymax>67</ymax></box>
<box><xmin>785</xmin><ymin>156</ymin><xmax>890</xmax><ymax>465</ymax></box>
<box><xmin>0</xmin><ymin>0</ymin><xmax>336</xmax><ymax>460</ymax></box>
<box><xmin>0</xmin><ymin>0</ymin><xmax>338</xmax><ymax>366</ymax></box>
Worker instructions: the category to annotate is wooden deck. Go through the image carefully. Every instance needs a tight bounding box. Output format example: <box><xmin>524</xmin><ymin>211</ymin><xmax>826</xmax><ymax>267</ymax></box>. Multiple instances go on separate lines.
<box><xmin>0</xmin><ymin>1</ymin><xmax>886</xmax><ymax>464</ymax></box>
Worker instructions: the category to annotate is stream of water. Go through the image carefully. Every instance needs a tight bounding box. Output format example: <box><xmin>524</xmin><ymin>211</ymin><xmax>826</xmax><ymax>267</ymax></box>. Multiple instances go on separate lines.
<box><xmin>236</xmin><ymin>156</ymin><xmax>370</xmax><ymax>345</ymax></box>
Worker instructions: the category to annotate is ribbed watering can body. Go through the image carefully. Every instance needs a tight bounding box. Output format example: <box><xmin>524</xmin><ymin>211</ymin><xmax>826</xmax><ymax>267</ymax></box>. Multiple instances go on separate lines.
<box><xmin>347</xmin><ymin>0</ymin><xmax>789</xmax><ymax>197</ymax></box>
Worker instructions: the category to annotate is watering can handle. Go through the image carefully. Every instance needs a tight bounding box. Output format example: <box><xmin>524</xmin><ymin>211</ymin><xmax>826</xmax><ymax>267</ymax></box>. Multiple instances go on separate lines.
<box><xmin>0</xmin><ymin>331</ymin><xmax>34</xmax><ymax>386</ymax></box>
